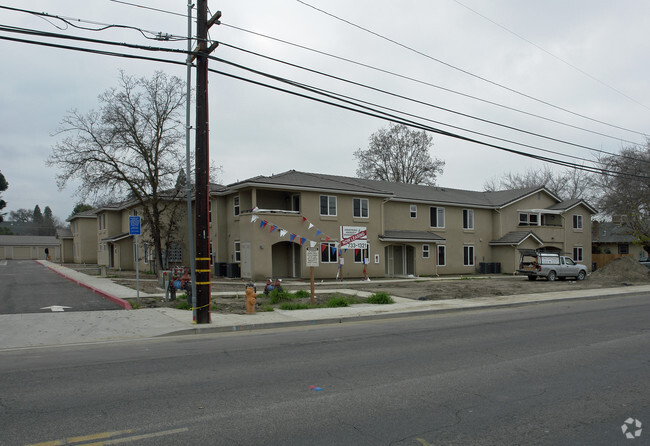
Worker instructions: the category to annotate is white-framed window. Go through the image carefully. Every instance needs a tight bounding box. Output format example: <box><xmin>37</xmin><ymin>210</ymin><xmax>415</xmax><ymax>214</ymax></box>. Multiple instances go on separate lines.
<box><xmin>168</xmin><ymin>243</ymin><xmax>182</xmax><ymax>263</ymax></box>
<box><xmin>410</xmin><ymin>204</ymin><xmax>417</xmax><ymax>219</ymax></box>
<box><xmin>422</xmin><ymin>244</ymin><xmax>430</xmax><ymax>258</ymax></box>
<box><xmin>430</xmin><ymin>206</ymin><xmax>445</xmax><ymax>228</ymax></box>
<box><xmin>618</xmin><ymin>244</ymin><xmax>629</xmax><ymax>255</ymax></box>
<box><xmin>209</xmin><ymin>200</ymin><xmax>212</xmax><ymax>224</ymax></box>
<box><xmin>463</xmin><ymin>245</ymin><xmax>475</xmax><ymax>266</ymax></box>
<box><xmin>353</xmin><ymin>198</ymin><xmax>369</xmax><ymax>218</ymax></box>
<box><xmin>573</xmin><ymin>247</ymin><xmax>584</xmax><ymax>262</ymax></box>
<box><xmin>573</xmin><ymin>214</ymin><xmax>583</xmax><ymax>230</ymax></box>
<box><xmin>437</xmin><ymin>245</ymin><xmax>446</xmax><ymax>267</ymax></box>
<box><xmin>233</xmin><ymin>196</ymin><xmax>240</xmax><ymax>217</ymax></box>
<box><xmin>354</xmin><ymin>245</ymin><xmax>370</xmax><ymax>263</ymax></box>
<box><xmin>519</xmin><ymin>213</ymin><xmax>539</xmax><ymax>226</ymax></box>
<box><xmin>320</xmin><ymin>195</ymin><xmax>337</xmax><ymax>216</ymax></box>
<box><xmin>462</xmin><ymin>209</ymin><xmax>474</xmax><ymax>230</ymax></box>
<box><xmin>234</xmin><ymin>241</ymin><xmax>241</xmax><ymax>262</ymax></box>
<box><xmin>321</xmin><ymin>242</ymin><xmax>338</xmax><ymax>263</ymax></box>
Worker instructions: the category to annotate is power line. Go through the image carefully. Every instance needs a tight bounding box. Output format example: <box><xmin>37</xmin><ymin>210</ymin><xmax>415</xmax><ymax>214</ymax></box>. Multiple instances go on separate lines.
<box><xmin>451</xmin><ymin>0</ymin><xmax>650</xmax><ymax>112</ymax></box>
<box><xmin>0</xmin><ymin>5</ymin><xmax>187</xmax><ymax>41</ymax></box>
<box><xmin>218</xmin><ymin>41</ymin><xmax>649</xmax><ymax>164</ymax></box>
<box><xmin>2</xmin><ymin>28</ymin><xmax>647</xmax><ymax>181</ymax></box>
<box><xmin>295</xmin><ymin>0</ymin><xmax>648</xmax><ymax>138</ymax></box>
<box><xmin>220</xmin><ymin>22</ymin><xmax>646</xmax><ymax>145</ymax></box>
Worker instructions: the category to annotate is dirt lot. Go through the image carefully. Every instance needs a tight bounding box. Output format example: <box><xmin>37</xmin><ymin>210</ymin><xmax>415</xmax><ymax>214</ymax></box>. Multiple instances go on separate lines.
<box><xmin>66</xmin><ymin>257</ymin><xmax>650</xmax><ymax>313</ymax></box>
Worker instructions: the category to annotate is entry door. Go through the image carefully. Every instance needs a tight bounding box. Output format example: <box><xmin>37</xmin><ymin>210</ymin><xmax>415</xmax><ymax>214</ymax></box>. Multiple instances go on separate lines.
<box><xmin>240</xmin><ymin>242</ymin><xmax>252</xmax><ymax>279</ymax></box>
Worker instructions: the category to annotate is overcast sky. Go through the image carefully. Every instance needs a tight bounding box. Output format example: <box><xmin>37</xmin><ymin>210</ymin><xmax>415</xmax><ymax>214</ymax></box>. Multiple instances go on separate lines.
<box><xmin>1</xmin><ymin>0</ymin><xmax>648</xmax><ymax>221</ymax></box>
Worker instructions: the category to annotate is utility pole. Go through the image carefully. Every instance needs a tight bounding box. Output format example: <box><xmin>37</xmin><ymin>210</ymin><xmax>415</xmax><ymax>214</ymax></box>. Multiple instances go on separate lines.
<box><xmin>194</xmin><ymin>1</ymin><xmax>220</xmax><ymax>324</ymax></box>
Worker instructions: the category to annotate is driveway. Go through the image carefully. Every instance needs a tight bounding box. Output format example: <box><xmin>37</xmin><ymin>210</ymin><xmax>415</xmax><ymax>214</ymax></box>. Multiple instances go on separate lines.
<box><xmin>0</xmin><ymin>260</ymin><xmax>123</xmax><ymax>314</ymax></box>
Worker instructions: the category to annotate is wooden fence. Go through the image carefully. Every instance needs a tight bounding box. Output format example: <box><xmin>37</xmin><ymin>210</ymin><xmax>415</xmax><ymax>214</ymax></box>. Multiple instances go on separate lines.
<box><xmin>592</xmin><ymin>253</ymin><xmax>631</xmax><ymax>270</ymax></box>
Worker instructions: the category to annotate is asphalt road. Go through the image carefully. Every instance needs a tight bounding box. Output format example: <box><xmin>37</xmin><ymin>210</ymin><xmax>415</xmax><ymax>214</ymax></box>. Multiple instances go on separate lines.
<box><xmin>0</xmin><ymin>260</ymin><xmax>123</xmax><ymax>313</ymax></box>
<box><xmin>1</xmin><ymin>293</ymin><xmax>648</xmax><ymax>445</ymax></box>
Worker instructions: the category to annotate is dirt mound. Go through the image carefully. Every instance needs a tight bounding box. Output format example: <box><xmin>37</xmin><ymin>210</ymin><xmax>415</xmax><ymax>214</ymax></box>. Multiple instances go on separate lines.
<box><xmin>589</xmin><ymin>257</ymin><xmax>650</xmax><ymax>284</ymax></box>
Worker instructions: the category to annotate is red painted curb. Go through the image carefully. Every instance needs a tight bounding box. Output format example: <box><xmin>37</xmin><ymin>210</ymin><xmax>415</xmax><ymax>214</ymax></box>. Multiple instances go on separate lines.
<box><xmin>37</xmin><ymin>261</ymin><xmax>132</xmax><ymax>310</ymax></box>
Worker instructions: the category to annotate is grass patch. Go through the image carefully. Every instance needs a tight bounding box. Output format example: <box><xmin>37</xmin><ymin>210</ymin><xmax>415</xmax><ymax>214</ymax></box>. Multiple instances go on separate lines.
<box><xmin>293</xmin><ymin>289</ymin><xmax>310</xmax><ymax>298</ymax></box>
<box><xmin>366</xmin><ymin>292</ymin><xmax>394</xmax><ymax>305</ymax></box>
<box><xmin>259</xmin><ymin>305</ymin><xmax>274</xmax><ymax>312</ymax></box>
<box><xmin>174</xmin><ymin>301</ymin><xmax>191</xmax><ymax>310</ymax></box>
<box><xmin>129</xmin><ymin>300</ymin><xmax>141</xmax><ymax>309</ymax></box>
<box><xmin>279</xmin><ymin>302</ymin><xmax>311</xmax><ymax>310</ymax></box>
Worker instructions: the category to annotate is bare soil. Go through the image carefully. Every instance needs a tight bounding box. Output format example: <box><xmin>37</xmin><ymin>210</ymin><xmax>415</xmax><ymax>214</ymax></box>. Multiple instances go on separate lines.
<box><xmin>64</xmin><ymin>257</ymin><xmax>650</xmax><ymax>313</ymax></box>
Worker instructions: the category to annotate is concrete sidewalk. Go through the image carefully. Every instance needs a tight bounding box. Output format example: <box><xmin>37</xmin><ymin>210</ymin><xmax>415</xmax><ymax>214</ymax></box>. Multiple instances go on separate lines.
<box><xmin>1</xmin><ymin>261</ymin><xmax>648</xmax><ymax>350</ymax></box>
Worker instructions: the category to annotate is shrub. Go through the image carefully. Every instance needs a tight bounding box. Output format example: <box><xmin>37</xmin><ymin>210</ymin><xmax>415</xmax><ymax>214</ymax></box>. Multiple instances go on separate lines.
<box><xmin>366</xmin><ymin>292</ymin><xmax>394</xmax><ymax>305</ymax></box>
<box><xmin>293</xmin><ymin>289</ymin><xmax>310</xmax><ymax>298</ymax></box>
<box><xmin>326</xmin><ymin>296</ymin><xmax>350</xmax><ymax>308</ymax></box>
<box><xmin>175</xmin><ymin>301</ymin><xmax>191</xmax><ymax>310</ymax></box>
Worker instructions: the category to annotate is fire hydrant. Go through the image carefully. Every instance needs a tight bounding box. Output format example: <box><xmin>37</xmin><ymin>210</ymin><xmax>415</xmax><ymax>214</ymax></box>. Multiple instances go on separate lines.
<box><xmin>245</xmin><ymin>284</ymin><xmax>257</xmax><ymax>314</ymax></box>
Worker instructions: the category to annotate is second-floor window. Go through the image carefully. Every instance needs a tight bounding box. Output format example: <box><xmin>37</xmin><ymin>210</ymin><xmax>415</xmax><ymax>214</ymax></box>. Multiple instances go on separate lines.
<box><xmin>233</xmin><ymin>196</ymin><xmax>240</xmax><ymax>217</ymax></box>
<box><xmin>573</xmin><ymin>214</ymin><xmax>583</xmax><ymax>230</ymax></box>
<box><xmin>463</xmin><ymin>209</ymin><xmax>474</xmax><ymax>230</ymax></box>
<box><xmin>410</xmin><ymin>205</ymin><xmax>417</xmax><ymax>218</ymax></box>
<box><xmin>320</xmin><ymin>195</ymin><xmax>337</xmax><ymax>216</ymax></box>
<box><xmin>519</xmin><ymin>213</ymin><xmax>539</xmax><ymax>226</ymax></box>
<box><xmin>353</xmin><ymin>198</ymin><xmax>369</xmax><ymax>218</ymax></box>
<box><xmin>430</xmin><ymin>207</ymin><xmax>445</xmax><ymax>228</ymax></box>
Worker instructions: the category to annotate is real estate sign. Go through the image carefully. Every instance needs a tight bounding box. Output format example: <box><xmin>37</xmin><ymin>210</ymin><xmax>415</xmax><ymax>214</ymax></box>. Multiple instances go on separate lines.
<box><xmin>340</xmin><ymin>226</ymin><xmax>367</xmax><ymax>249</ymax></box>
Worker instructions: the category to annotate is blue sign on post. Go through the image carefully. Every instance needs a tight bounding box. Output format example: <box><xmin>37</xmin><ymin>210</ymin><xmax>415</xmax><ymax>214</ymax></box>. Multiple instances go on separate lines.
<box><xmin>129</xmin><ymin>216</ymin><xmax>141</xmax><ymax>235</ymax></box>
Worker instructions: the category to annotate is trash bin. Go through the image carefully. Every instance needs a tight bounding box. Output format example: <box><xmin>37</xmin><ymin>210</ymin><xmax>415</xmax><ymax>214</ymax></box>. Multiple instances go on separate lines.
<box><xmin>226</xmin><ymin>262</ymin><xmax>241</xmax><ymax>278</ymax></box>
<box><xmin>215</xmin><ymin>262</ymin><xmax>227</xmax><ymax>277</ymax></box>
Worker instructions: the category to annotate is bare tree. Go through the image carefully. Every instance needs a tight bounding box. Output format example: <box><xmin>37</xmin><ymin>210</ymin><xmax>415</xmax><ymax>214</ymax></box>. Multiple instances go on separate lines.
<box><xmin>0</xmin><ymin>171</ymin><xmax>7</xmax><ymax>223</ymax></box>
<box><xmin>49</xmin><ymin>71</ymin><xmax>187</xmax><ymax>270</ymax></box>
<box><xmin>354</xmin><ymin>123</ymin><xmax>444</xmax><ymax>185</ymax></box>
<box><xmin>483</xmin><ymin>165</ymin><xmax>596</xmax><ymax>202</ymax></box>
<box><xmin>596</xmin><ymin>142</ymin><xmax>650</xmax><ymax>255</ymax></box>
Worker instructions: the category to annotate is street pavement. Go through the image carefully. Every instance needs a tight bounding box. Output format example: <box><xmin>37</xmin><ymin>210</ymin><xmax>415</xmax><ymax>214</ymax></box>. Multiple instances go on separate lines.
<box><xmin>0</xmin><ymin>259</ymin><xmax>648</xmax><ymax>350</ymax></box>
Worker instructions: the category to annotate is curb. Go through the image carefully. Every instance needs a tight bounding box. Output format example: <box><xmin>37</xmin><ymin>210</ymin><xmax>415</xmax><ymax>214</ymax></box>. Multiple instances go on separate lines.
<box><xmin>159</xmin><ymin>288</ymin><xmax>649</xmax><ymax>338</ymax></box>
<box><xmin>36</xmin><ymin>260</ymin><xmax>132</xmax><ymax>310</ymax></box>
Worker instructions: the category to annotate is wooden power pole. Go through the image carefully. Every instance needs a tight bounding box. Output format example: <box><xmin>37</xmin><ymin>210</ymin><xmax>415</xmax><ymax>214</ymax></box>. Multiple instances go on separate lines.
<box><xmin>194</xmin><ymin>1</ymin><xmax>220</xmax><ymax>324</ymax></box>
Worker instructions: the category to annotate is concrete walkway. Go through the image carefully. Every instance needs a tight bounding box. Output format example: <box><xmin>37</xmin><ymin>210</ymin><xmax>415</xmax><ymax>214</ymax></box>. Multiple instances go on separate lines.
<box><xmin>1</xmin><ymin>261</ymin><xmax>648</xmax><ymax>350</ymax></box>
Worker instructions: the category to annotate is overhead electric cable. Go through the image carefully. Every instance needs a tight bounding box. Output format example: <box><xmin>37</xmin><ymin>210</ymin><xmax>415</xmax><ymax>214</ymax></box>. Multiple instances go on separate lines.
<box><xmin>451</xmin><ymin>0</ymin><xmax>650</xmax><ymax>112</ymax></box>
<box><xmin>220</xmin><ymin>22</ymin><xmax>646</xmax><ymax>145</ymax></box>
<box><xmin>219</xmin><ymin>41</ymin><xmax>648</xmax><ymax>163</ymax></box>
<box><xmin>295</xmin><ymin>0</ymin><xmax>648</xmax><ymax>137</ymax></box>
<box><xmin>2</xmin><ymin>30</ymin><xmax>646</xmax><ymax>181</ymax></box>
<box><xmin>108</xmin><ymin>0</ymin><xmax>188</xmax><ymax>18</ymax></box>
<box><xmin>0</xmin><ymin>5</ymin><xmax>187</xmax><ymax>41</ymax></box>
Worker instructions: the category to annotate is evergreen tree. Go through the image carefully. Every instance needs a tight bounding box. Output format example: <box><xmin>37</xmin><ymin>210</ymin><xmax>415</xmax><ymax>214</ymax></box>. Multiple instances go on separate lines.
<box><xmin>33</xmin><ymin>205</ymin><xmax>44</xmax><ymax>235</ymax></box>
<box><xmin>0</xmin><ymin>171</ymin><xmax>7</xmax><ymax>223</ymax></box>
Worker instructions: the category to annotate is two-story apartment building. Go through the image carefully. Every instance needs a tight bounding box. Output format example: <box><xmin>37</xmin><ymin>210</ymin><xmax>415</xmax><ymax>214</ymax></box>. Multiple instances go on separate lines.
<box><xmin>66</xmin><ymin>209</ymin><xmax>98</xmax><ymax>264</ymax></box>
<box><xmin>66</xmin><ymin>170</ymin><xmax>595</xmax><ymax>280</ymax></box>
<box><xmin>210</xmin><ymin>170</ymin><xmax>595</xmax><ymax>280</ymax></box>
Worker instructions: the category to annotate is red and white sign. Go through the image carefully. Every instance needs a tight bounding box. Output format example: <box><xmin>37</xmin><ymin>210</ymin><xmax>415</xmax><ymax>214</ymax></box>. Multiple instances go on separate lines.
<box><xmin>340</xmin><ymin>226</ymin><xmax>367</xmax><ymax>249</ymax></box>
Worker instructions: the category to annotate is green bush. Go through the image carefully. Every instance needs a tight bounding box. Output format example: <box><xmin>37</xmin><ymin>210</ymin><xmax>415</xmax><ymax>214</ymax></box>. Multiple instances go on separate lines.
<box><xmin>326</xmin><ymin>296</ymin><xmax>350</xmax><ymax>308</ymax></box>
<box><xmin>366</xmin><ymin>292</ymin><xmax>394</xmax><ymax>305</ymax></box>
<box><xmin>293</xmin><ymin>289</ymin><xmax>310</xmax><ymax>298</ymax></box>
<box><xmin>175</xmin><ymin>301</ymin><xmax>191</xmax><ymax>310</ymax></box>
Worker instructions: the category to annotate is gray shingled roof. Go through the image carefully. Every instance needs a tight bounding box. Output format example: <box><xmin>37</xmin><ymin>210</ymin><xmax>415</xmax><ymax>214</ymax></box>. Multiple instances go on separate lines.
<box><xmin>548</xmin><ymin>198</ymin><xmax>597</xmax><ymax>214</ymax></box>
<box><xmin>229</xmin><ymin>170</ymin><xmax>549</xmax><ymax>208</ymax></box>
<box><xmin>56</xmin><ymin>228</ymin><xmax>73</xmax><ymax>239</ymax></box>
<box><xmin>489</xmin><ymin>231</ymin><xmax>544</xmax><ymax>246</ymax></box>
<box><xmin>593</xmin><ymin>222</ymin><xmax>636</xmax><ymax>243</ymax></box>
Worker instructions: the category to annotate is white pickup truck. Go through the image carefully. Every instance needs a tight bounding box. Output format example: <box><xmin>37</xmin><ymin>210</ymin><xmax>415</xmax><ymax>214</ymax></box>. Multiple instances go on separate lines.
<box><xmin>518</xmin><ymin>250</ymin><xmax>588</xmax><ymax>281</ymax></box>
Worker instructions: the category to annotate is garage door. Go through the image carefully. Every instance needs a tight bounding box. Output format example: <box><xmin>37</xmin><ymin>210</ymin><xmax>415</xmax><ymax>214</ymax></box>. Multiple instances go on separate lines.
<box><xmin>12</xmin><ymin>247</ymin><xmax>32</xmax><ymax>259</ymax></box>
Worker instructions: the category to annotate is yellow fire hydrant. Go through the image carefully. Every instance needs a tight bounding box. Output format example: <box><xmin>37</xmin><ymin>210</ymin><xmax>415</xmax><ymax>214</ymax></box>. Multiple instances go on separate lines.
<box><xmin>245</xmin><ymin>285</ymin><xmax>257</xmax><ymax>314</ymax></box>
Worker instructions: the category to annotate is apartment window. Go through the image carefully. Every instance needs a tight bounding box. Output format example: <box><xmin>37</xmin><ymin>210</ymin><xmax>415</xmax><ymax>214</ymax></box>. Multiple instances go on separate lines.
<box><xmin>354</xmin><ymin>245</ymin><xmax>370</xmax><ymax>263</ymax></box>
<box><xmin>320</xmin><ymin>195</ymin><xmax>337</xmax><ymax>216</ymax></box>
<box><xmin>573</xmin><ymin>247</ymin><xmax>584</xmax><ymax>262</ymax></box>
<box><xmin>463</xmin><ymin>245</ymin><xmax>475</xmax><ymax>266</ymax></box>
<box><xmin>233</xmin><ymin>196</ymin><xmax>240</xmax><ymax>217</ymax></box>
<box><xmin>462</xmin><ymin>209</ymin><xmax>474</xmax><ymax>230</ymax></box>
<box><xmin>102</xmin><ymin>214</ymin><xmax>106</xmax><ymax>229</ymax></box>
<box><xmin>353</xmin><ymin>198</ymin><xmax>369</xmax><ymax>218</ymax></box>
<box><xmin>234</xmin><ymin>241</ymin><xmax>241</xmax><ymax>262</ymax></box>
<box><xmin>437</xmin><ymin>245</ymin><xmax>446</xmax><ymax>267</ymax></box>
<box><xmin>168</xmin><ymin>243</ymin><xmax>182</xmax><ymax>263</ymax></box>
<box><xmin>430</xmin><ymin>206</ymin><xmax>445</xmax><ymax>228</ymax></box>
<box><xmin>422</xmin><ymin>244</ymin><xmax>430</xmax><ymax>259</ymax></box>
<box><xmin>618</xmin><ymin>244</ymin><xmax>629</xmax><ymax>255</ymax></box>
<box><xmin>573</xmin><ymin>214</ymin><xmax>583</xmax><ymax>230</ymax></box>
<box><xmin>519</xmin><ymin>213</ymin><xmax>539</xmax><ymax>226</ymax></box>
<box><xmin>410</xmin><ymin>205</ymin><xmax>417</xmax><ymax>219</ymax></box>
<box><xmin>209</xmin><ymin>200</ymin><xmax>212</xmax><ymax>223</ymax></box>
<box><xmin>321</xmin><ymin>242</ymin><xmax>338</xmax><ymax>263</ymax></box>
